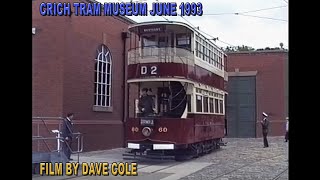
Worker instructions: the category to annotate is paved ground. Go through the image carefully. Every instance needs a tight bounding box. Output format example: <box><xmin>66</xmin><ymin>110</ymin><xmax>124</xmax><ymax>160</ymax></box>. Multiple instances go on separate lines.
<box><xmin>32</xmin><ymin>136</ymin><xmax>288</xmax><ymax>180</ymax></box>
<box><xmin>180</xmin><ymin>137</ymin><xmax>288</xmax><ymax>180</ymax></box>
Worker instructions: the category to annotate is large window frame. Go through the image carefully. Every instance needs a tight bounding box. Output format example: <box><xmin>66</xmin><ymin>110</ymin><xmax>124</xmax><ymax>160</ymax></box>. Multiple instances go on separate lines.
<box><xmin>195</xmin><ymin>34</ymin><xmax>225</xmax><ymax>70</ymax></box>
<box><xmin>195</xmin><ymin>87</ymin><xmax>224</xmax><ymax>115</ymax></box>
<box><xmin>93</xmin><ymin>44</ymin><xmax>112</xmax><ymax>112</ymax></box>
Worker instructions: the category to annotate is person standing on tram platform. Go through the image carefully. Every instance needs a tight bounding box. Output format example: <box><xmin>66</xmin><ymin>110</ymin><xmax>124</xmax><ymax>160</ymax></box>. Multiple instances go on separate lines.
<box><xmin>138</xmin><ymin>88</ymin><xmax>155</xmax><ymax>117</ymax></box>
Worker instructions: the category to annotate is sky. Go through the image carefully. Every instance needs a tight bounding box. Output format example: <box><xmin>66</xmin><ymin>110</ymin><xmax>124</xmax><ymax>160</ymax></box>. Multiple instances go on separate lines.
<box><xmin>97</xmin><ymin>0</ymin><xmax>288</xmax><ymax>49</ymax></box>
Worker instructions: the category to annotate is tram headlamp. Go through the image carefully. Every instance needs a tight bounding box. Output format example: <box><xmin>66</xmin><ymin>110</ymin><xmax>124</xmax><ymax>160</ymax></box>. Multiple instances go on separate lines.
<box><xmin>142</xmin><ymin>127</ymin><xmax>152</xmax><ymax>137</ymax></box>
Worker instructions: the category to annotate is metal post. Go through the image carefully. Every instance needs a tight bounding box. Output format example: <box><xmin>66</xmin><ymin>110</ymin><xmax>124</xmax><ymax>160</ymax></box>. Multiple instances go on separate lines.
<box><xmin>77</xmin><ymin>135</ymin><xmax>80</xmax><ymax>162</ymax></box>
<box><xmin>57</xmin><ymin>132</ymin><xmax>61</xmax><ymax>152</ymax></box>
<box><xmin>51</xmin><ymin>129</ymin><xmax>61</xmax><ymax>152</ymax></box>
<box><xmin>37</xmin><ymin>123</ymin><xmax>40</xmax><ymax>151</ymax></box>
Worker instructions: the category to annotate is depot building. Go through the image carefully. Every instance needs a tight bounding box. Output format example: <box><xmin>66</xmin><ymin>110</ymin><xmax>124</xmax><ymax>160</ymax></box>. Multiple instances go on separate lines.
<box><xmin>226</xmin><ymin>50</ymin><xmax>288</xmax><ymax>138</ymax></box>
<box><xmin>32</xmin><ymin>0</ymin><xmax>288</xmax><ymax>152</ymax></box>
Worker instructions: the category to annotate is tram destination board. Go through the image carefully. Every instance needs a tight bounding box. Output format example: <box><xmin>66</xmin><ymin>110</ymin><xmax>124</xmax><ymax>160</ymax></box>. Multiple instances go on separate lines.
<box><xmin>138</xmin><ymin>25</ymin><xmax>166</xmax><ymax>34</ymax></box>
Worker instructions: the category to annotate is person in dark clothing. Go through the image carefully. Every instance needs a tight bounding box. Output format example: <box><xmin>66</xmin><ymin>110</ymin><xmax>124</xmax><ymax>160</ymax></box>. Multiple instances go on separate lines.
<box><xmin>138</xmin><ymin>88</ymin><xmax>155</xmax><ymax>117</ymax></box>
<box><xmin>62</xmin><ymin>113</ymin><xmax>74</xmax><ymax>160</ymax></box>
<box><xmin>261</xmin><ymin>112</ymin><xmax>269</xmax><ymax>148</ymax></box>
<box><xmin>285</xmin><ymin>117</ymin><xmax>289</xmax><ymax>142</ymax></box>
<box><xmin>147</xmin><ymin>88</ymin><xmax>156</xmax><ymax>110</ymax></box>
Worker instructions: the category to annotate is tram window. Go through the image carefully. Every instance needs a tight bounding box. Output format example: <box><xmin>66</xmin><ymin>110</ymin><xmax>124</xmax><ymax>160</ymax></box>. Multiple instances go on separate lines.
<box><xmin>198</xmin><ymin>43</ymin><xmax>202</xmax><ymax>58</ymax></box>
<box><xmin>176</xmin><ymin>34</ymin><xmax>191</xmax><ymax>49</ymax></box>
<box><xmin>176</xmin><ymin>34</ymin><xmax>190</xmax><ymax>45</ymax></box>
<box><xmin>142</xmin><ymin>35</ymin><xmax>156</xmax><ymax>47</ymax></box>
<box><xmin>196</xmin><ymin>95</ymin><xmax>202</xmax><ymax>112</ymax></box>
<box><xmin>203</xmin><ymin>96</ymin><xmax>208</xmax><ymax>112</ymax></box>
<box><xmin>205</xmin><ymin>49</ymin><xmax>209</xmax><ymax>62</ymax></box>
<box><xmin>222</xmin><ymin>59</ymin><xmax>225</xmax><ymax>70</ymax></box>
<box><xmin>209</xmin><ymin>98</ymin><xmax>214</xmax><ymax>113</ymax></box>
<box><xmin>202</xmin><ymin>46</ymin><xmax>205</xmax><ymax>60</ymax></box>
<box><xmin>199</xmin><ymin>51</ymin><xmax>203</xmax><ymax>59</ymax></box>
<box><xmin>215</xmin><ymin>99</ymin><xmax>219</xmax><ymax>113</ymax></box>
<box><xmin>219</xmin><ymin>100</ymin><xmax>224</xmax><ymax>114</ymax></box>
<box><xmin>158</xmin><ymin>36</ymin><xmax>169</xmax><ymax>48</ymax></box>
<box><xmin>214</xmin><ymin>54</ymin><xmax>217</xmax><ymax>67</ymax></box>
<box><xmin>142</xmin><ymin>35</ymin><xmax>157</xmax><ymax>57</ymax></box>
<box><xmin>187</xmin><ymin>95</ymin><xmax>191</xmax><ymax>112</ymax></box>
<box><xmin>196</xmin><ymin>42</ymin><xmax>199</xmax><ymax>56</ymax></box>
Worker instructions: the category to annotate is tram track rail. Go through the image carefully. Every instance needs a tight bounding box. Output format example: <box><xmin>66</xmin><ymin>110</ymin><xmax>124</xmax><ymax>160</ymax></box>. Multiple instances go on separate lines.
<box><xmin>271</xmin><ymin>168</ymin><xmax>288</xmax><ymax>180</ymax></box>
<box><xmin>210</xmin><ymin>153</ymin><xmax>286</xmax><ymax>180</ymax></box>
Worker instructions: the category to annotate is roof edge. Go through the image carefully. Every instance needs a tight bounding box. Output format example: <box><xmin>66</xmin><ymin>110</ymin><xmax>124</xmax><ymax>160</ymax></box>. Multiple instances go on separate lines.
<box><xmin>226</xmin><ymin>49</ymin><xmax>288</xmax><ymax>54</ymax></box>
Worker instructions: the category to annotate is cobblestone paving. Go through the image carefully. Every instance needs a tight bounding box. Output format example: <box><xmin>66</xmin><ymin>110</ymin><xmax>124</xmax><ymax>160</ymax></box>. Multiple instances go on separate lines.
<box><xmin>32</xmin><ymin>137</ymin><xmax>288</xmax><ymax>180</ymax></box>
<box><xmin>180</xmin><ymin>136</ymin><xmax>288</xmax><ymax>180</ymax></box>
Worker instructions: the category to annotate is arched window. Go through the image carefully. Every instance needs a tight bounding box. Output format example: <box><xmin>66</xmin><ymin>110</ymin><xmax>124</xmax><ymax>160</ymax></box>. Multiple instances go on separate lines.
<box><xmin>94</xmin><ymin>44</ymin><xmax>112</xmax><ymax>107</ymax></box>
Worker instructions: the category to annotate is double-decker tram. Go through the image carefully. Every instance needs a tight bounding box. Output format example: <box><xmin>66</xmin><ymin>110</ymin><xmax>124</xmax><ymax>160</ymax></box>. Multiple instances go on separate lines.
<box><xmin>123</xmin><ymin>21</ymin><xmax>228</xmax><ymax>160</ymax></box>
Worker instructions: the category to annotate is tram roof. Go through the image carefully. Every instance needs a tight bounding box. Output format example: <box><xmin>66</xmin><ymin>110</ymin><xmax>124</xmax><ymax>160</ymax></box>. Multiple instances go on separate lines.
<box><xmin>129</xmin><ymin>21</ymin><xmax>226</xmax><ymax>55</ymax></box>
<box><xmin>128</xmin><ymin>21</ymin><xmax>194</xmax><ymax>32</ymax></box>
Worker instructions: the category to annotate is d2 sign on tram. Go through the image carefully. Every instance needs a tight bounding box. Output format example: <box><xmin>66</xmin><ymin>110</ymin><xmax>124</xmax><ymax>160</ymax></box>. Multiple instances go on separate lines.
<box><xmin>140</xmin><ymin>65</ymin><xmax>158</xmax><ymax>76</ymax></box>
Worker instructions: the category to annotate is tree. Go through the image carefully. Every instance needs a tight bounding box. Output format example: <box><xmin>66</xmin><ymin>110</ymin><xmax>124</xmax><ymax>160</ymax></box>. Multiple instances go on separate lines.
<box><xmin>237</xmin><ymin>45</ymin><xmax>255</xmax><ymax>51</ymax></box>
<box><xmin>280</xmin><ymin>42</ymin><xmax>284</xmax><ymax>49</ymax></box>
<box><xmin>223</xmin><ymin>44</ymin><xmax>287</xmax><ymax>53</ymax></box>
<box><xmin>223</xmin><ymin>45</ymin><xmax>255</xmax><ymax>52</ymax></box>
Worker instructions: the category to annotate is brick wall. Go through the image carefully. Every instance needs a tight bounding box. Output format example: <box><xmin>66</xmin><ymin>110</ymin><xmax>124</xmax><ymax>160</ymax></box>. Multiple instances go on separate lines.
<box><xmin>227</xmin><ymin>51</ymin><xmax>288</xmax><ymax>137</ymax></box>
<box><xmin>32</xmin><ymin>0</ymin><xmax>135</xmax><ymax>151</ymax></box>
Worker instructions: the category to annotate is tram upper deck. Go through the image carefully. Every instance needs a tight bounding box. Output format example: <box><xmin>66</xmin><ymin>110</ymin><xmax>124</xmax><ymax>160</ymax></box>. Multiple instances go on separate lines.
<box><xmin>127</xmin><ymin>21</ymin><xmax>227</xmax><ymax>80</ymax></box>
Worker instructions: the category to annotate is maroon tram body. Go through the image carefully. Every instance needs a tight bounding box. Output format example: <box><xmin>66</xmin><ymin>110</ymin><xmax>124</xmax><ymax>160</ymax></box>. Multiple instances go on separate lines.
<box><xmin>124</xmin><ymin>21</ymin><xmax>228</xmax><ymax>160</ymax></box>
<box><xmin>126</xmin><ymin>115</ymin><xmax>225</xmax><ymax>145</ymax></box>
<box><xmin>127</xmin><ymin>63</ymin><xmax>225</xmax><ymax>90</ymax></box>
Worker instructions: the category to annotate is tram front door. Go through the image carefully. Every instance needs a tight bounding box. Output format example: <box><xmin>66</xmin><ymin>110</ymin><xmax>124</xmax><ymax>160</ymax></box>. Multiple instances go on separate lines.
<box><xmin>157</xmin><ymin>87</ymin><xmax>170</xmax><ymax>116</ymax></box>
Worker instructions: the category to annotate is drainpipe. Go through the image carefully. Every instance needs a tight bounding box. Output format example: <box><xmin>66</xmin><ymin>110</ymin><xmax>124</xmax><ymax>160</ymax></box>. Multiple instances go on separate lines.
<box><xmin>121</xmin><ymin>31</ymin><xmax>129</xmax><ymax>147</ymax></box>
